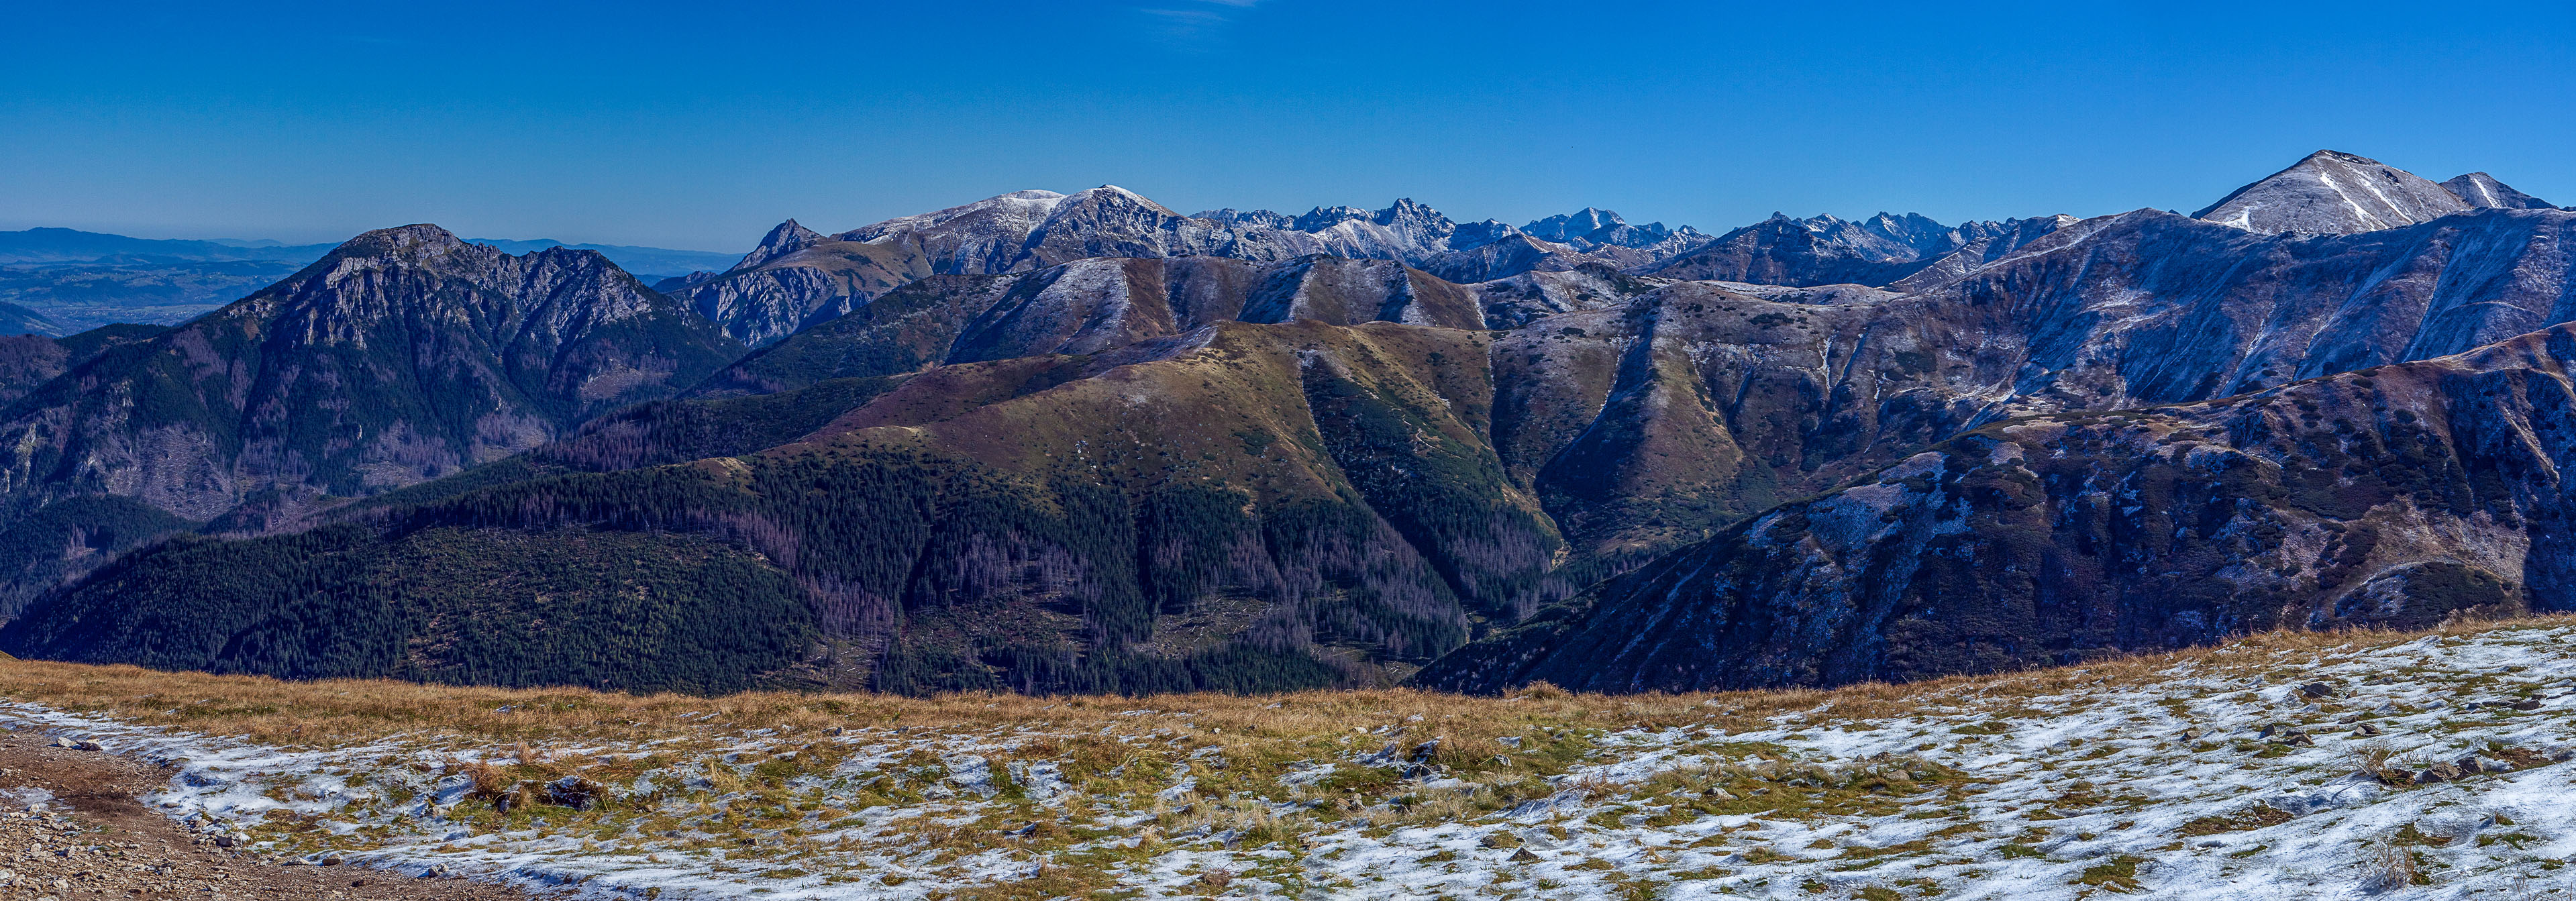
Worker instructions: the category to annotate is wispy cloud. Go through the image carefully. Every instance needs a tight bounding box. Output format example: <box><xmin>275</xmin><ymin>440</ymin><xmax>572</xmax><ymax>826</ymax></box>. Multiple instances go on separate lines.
<box><xmin>1135</xmin><ymin>0</ymin><xmax>1266</xmax><ymax>50</ymax></box>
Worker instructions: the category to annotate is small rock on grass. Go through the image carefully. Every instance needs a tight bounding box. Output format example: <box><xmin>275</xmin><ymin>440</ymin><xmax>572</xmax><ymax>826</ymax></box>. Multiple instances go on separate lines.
<box><xmin>2413</xmin><ymin>761</ymin><xmax>2463</xmax><ymax>784</ymax></box>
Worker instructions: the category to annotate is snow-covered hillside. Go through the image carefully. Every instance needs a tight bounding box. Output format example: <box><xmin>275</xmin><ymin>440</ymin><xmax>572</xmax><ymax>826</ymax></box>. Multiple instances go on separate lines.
<box><xmin>4</xmin><ymin>620</ymin><xmax>2573</xmax><ymax>899</ymax></box>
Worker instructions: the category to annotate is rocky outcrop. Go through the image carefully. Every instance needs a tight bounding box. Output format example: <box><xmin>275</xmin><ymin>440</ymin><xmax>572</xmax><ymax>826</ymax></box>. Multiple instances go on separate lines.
<box><xmin>733</xmin><ymin>219</ymin><xmax>825</xmax><ymax>271</ymax></box>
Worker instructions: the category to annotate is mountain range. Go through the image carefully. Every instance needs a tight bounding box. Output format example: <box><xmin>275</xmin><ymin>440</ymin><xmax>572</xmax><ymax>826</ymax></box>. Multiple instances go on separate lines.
<box><xmin>0</xmin><ymin>227</ymin><xmax>744</xmax><ymax>333</ymax></box>
<box><xmin>0</xmin><ymin>150</ymin><xmax>2569</xmax><ymax>697</ymax></box>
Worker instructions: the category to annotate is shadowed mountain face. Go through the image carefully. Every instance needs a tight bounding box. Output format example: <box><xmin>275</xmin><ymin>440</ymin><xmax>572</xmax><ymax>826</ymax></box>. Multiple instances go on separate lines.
<box><xmin>6</xmin><ymin>150</ymin><xmax>2576</xmax><ymax>697</ymax></box>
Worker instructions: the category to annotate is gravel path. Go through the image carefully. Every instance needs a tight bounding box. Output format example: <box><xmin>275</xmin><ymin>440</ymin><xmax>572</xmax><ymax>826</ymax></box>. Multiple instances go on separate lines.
<box><xmin>0</xmin><ymin>731</ymin><xmax>533</xmax><ymax>900</ymax></box>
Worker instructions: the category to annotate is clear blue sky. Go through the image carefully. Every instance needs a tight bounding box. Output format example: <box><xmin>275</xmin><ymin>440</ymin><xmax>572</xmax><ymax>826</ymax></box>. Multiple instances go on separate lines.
<box><xmin>5</xmin><ymin>1</ymin><xmax>2571</xmax><ymax>252</ymax></box>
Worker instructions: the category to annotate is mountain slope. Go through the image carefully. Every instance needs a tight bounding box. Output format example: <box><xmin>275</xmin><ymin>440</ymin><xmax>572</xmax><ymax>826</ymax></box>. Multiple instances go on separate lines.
<box><xmin>23</xmin><ymin>201</ymin><xmax>2576</xmax><ymax>694</ymax></box>
<box><xmin>1421</xmin><ymin>321</ymin><xmax>2576</xmax><ymax>693</ymax></box>
<box><xmin>0</xmin><ymin>224</ymin><xmax>740</xmax><ymax>523</ymax></box>
<box><xmin>4</xmin><ymin>319</ymin><xmax>1551</xmax><ymax>692</ymax></box>
<box><xmin>0</xmin><ymin>301</ymin><xmax>58</xmax><ymax>336</ymax></box>
<box><xmin>2193</xmin><ymin>150</ymin><xmax>2470</xmax><ymax>234</ymax></box>
<box><xmin>694</xmin><ymin>254</ymin><xmax>1483</xmax><ymax>395</ymax></box>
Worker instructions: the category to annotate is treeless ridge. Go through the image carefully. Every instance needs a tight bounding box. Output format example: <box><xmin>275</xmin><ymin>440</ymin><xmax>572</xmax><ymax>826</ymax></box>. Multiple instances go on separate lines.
<box><xmin>3</xmin><ymin>616</ymin><xmax>2563</xmax><ymax>756</ymax></box>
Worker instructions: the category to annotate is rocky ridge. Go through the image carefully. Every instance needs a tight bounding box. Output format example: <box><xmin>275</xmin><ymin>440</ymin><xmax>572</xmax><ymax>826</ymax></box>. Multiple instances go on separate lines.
<box><xmin>1644</xmin><ymin>211</ymin><xmax>2072</xmax><ymax>287</ymax></box>
<box><xmin>670</xmin><ymin>192</ymin><xmax>1734</xmax><ymax>345</ymax></box>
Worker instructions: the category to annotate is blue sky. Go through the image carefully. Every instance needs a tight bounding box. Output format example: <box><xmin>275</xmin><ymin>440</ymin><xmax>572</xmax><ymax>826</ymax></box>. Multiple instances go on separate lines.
<box><xmin>4</xmin><ymin>1</ymin><xmax>2571</xmax><ymax>252</ymax></box>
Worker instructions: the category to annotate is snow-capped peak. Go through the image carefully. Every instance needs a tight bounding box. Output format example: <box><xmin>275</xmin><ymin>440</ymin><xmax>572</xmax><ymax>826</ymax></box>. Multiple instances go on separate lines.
<box><xmin>2192</xmin><ymin>150</ymin><xmax>2469</xmax><ymax>235</ymax></box>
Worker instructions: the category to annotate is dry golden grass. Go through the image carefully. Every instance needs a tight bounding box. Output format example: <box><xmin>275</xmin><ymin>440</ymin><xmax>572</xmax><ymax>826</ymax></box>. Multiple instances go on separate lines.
<box><xmin>0</xmin><ymin>615</ymin><xmax>2563</xmax><ymax>757</ymax></box>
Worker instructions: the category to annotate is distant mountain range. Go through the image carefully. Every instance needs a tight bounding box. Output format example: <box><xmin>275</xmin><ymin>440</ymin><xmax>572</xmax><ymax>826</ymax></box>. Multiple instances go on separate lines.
<box><xmin>0</xmin><ymin>150</ymin><xmax>2570</xmax><ymax>698</ymax></box>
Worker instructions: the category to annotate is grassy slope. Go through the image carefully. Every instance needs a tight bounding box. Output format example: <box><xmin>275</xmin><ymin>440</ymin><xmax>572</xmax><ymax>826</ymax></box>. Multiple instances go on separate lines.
<box><xmin>1</xmin><ymin>616</ymin><xmax>2570</xmax><ymax>899</ymax></box>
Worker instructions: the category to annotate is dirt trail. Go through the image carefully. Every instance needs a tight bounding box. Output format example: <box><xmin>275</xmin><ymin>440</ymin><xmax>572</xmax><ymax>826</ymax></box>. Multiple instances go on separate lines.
<box><xmin>0</xmin><ymin>731</ymin><xmax>532</xmax><ymax>900</ymax></box>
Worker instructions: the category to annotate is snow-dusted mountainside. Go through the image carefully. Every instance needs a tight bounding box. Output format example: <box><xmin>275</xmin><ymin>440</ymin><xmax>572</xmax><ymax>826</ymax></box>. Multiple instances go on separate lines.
<box><xmin>1642</xmin><ymin>212</ymin><xmax>2069</xmax><ymax>287</ymax></box>
<box><xmin>670</xmin><ymin>191</ymin><xmax>1485</xmax><ymax>344</ymax></box>
<box><xmin>1522</xmin><ymin>207</ymin><xmax>1713</xmax><ymax>256</ymax></box>
<box><xmin>693</xmin><ymin>254</ymin><xmax>1486</xmax><ymax>395</ymax></box>
<box><xmin>2442</xmin><ymin>172</ymin><xmax>2559</xmax><ymax>211</ymax></box>
<box><xmin>2193</xmin><ymin>150</ymin><xmax>2473</xmax><ymax>235</ymax></box>
<box><xmin>7</xmin><ymin>618</ymin><xmax>2575</xmax><ymax>900</ymax></box>
<box><xmin>672</xmin><ymin>196</ymin><xmax>1733</xmax><ymax>344</ymax></box>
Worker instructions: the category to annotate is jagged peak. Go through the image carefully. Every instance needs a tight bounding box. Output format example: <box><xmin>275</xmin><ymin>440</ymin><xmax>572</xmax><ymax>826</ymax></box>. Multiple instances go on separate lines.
<box><xmin>1376</xmin><ymin>197</ymin><xmax>1446</xmax><ymax>223</ymax></box>
<box><xmin>1292</xmin><ymin>205</ymin><xmax>1375</xmax><ymax>231</ymax></box>
<box><xmin>731</xmin><ymin>219</ymin><xmax>825</xmax><ymax>272</ymax></box>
